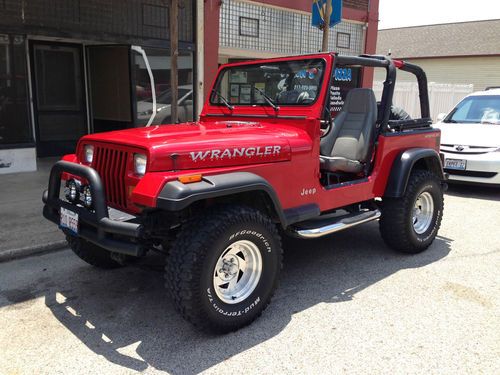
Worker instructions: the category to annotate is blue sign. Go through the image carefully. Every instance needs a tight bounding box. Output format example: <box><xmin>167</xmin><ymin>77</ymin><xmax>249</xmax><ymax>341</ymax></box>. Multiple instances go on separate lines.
<box><xmin>334</xmin><ymin>68</ymin><xmax>352</xmax><ymax>82</ymax></box>
<box><xmin>312</xmin><ymin>0</ymin><xmax>342</xmax><ymax>29</ymax></box>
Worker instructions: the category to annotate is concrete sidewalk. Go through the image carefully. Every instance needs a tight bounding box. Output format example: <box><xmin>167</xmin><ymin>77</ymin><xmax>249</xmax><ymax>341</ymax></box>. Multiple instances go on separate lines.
<box><xmin>0</xmin><ymin>158</ymin><xmax>66</xmax><ymax>261</ymax></box>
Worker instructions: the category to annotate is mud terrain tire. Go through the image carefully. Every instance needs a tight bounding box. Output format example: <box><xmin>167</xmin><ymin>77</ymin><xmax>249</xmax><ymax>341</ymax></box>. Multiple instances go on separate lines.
<box><xmin>67</xmin><ymin>235</ymin><xmax>124</xmax><ymax>269</ymax></box>
<box><xmin>380</xmin><ymin>169</ymin><xmax>443</xmax><ymax>253</ymax></box>
<box><xmin>165</xmin><ymin>205</ymin><xmax>283</xmax><ymax>333</ymax></box>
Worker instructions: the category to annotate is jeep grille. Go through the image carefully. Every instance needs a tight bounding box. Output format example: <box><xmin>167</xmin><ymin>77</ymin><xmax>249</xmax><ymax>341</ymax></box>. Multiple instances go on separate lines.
<box><xmin>93</xmin><ymin>146</ymin><xmax>129</xmax><ymax>210</ymax></box>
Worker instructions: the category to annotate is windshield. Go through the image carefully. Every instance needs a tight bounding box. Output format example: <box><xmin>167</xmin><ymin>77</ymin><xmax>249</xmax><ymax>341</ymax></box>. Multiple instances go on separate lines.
<box><xmin>210</xmin><ymin>59</ymin><xmax>326</xmax><ymax>106</ymax></box>
<box><xmin>445</xmin><ymin>95</ymin><xmax>500</xmax><ymax>124</ymax></box>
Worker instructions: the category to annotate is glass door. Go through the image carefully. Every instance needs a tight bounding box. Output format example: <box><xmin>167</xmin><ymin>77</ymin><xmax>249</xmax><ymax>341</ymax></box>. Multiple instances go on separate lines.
<box><xmin>32</xmin><ymin>42</ymin><xmax>87</xmax><ymax>157</ymax></box>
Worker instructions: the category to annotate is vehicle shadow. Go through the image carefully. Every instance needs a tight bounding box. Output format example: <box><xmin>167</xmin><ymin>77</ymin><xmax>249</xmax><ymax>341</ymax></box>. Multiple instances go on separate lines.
<box><xmin>2</xmin><ymin>223</ymin><xmax>452</xmax><ymax>374</ymax></box>
<box><xmin>445</xmin><ymin>183</ymin><xmax>500</xmax><ymax>201</ymax></box>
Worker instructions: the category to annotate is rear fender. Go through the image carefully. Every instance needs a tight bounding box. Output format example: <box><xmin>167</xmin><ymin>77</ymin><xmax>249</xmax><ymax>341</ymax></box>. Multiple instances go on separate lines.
<box><xmin>384</xmin><ymin>148</ymin><xmax>444</xmax><ymax>197</ymax></box>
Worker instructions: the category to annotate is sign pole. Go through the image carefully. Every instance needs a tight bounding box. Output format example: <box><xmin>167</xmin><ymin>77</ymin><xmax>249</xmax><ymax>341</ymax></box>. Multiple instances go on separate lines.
<box><xmin>321</xmin><ymin>25</ymin><xmax>329</xmax><ymax>52</ymax></box>
<box><xmin>321</xmin><ymin>1</ymin><xmax>333</xmax><ymax>52</ymax></box>
<box><xmin>170</xmin><ymin>0</ymin><xmax>179</xmax><ymax>123</ymax></box>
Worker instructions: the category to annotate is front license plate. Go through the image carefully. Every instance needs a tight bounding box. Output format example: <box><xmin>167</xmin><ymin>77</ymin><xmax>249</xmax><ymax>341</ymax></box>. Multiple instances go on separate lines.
<box><xmin>60</xmin><ymin>207</ymin><xmax>79</xmax><ymax>234</ymax></box>
<box><xmin>445</xmin><ymin>158</ymin><xmax>466</xmax><ymax>170</ymax></box>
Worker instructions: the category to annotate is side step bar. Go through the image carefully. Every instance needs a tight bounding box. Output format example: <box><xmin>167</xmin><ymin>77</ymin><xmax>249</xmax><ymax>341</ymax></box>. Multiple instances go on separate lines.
<box><xmin>292</xmin><ymin>209</ymin><xmax>381</xmax><ymax>239</ymax></box>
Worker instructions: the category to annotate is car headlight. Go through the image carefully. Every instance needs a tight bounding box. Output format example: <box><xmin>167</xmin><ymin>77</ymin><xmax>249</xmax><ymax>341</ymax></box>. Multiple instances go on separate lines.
<box><xmin>84</xmin><ymin>145</ymin><xmax>94</xmax><ymax>164</ymax></box>
<box><xmin>134</xmin><ymin>153</ymin><xmax>147</xmax><ymax>176</ymax></box>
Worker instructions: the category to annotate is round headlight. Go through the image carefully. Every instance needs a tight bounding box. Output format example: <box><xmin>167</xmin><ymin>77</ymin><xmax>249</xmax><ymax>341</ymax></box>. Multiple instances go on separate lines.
<box><xmin>134</xmin><ymin>153</ymin><xmax>147</xmax><ymax>176</ymax></box>
<box><xmin>84</xmin><ymin>145</ymin><xmax>94</xmax><ymax>164</ymax></box>
<box><xmin>82</xmin><ymin>185</ymin><xmax>93</xmax><ymax>208</ymax></box>
<box><xmin>65</xmin><ymin>179</ymin><xmax>80</xmax><ymax>202</ymax></box>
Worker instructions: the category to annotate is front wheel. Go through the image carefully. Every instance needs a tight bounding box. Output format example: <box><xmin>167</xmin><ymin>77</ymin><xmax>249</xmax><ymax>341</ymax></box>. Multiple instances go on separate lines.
<box><xmin>165</xmin><ymin>205</ymin><xmax>283</xmax><ymax>333</ymax></box>
<box><xmin>380</xmin><ymin>169</ymin><xmax>444</xmax><ymax>253</ymax></box>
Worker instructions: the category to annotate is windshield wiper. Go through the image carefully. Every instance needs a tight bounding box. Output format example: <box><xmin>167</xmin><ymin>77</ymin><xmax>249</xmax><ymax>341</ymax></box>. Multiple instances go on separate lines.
<box><xmin>253</xmin><ymin>87</ymin><xmax>279</xmax><ymax>112</ymax></box>
<box><xmin>211</xmin><ymin>89</ymin><xmax>234</xmax><ymax>110</ymax></box>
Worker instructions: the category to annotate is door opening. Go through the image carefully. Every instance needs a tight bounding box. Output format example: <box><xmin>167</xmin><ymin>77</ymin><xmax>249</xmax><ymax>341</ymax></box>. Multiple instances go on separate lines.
<box><xmin>87</xmin><ymin>45</ymin><xmax>134</xmax><ymax>133</ymax></box>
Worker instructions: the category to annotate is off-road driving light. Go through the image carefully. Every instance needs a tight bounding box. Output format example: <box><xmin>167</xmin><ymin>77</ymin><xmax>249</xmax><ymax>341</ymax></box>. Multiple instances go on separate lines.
<box><xmin>82</xmin><ymin>185</ymin><xmax>93</xmax><ymax>208</ymax></box>
<box><xmin>65</xmin><ymin>179</ymin><xmax>80</xmax><ymax>202</ymax></box>
<box><xmin>84</xmin><ymin>145</ymin><xmax>94</xmax><ymax>164</ymax></box>
<box><xmin>134</xmin><ymin>153</ymin><xmax>147</xmax><ymax>176</ymax></box>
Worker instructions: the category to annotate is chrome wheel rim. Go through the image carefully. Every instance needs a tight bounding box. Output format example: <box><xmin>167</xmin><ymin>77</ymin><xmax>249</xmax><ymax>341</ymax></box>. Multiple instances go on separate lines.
<box><xmin>213</xmin><ymin>240</ymin><xmax>262</xmax><ymax>304</ymax></box>
<box><xmin>412</xmin><ymin>191</ymin><xmax>434</xmax><ymax>234</ymax></box>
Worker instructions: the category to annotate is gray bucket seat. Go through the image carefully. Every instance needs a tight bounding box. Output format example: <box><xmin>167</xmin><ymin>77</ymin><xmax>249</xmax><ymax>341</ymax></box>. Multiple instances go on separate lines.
<box><xmin>320</xmin><ymin>88</ymin><xmax>377</xmax><ymax>174</ymax></box>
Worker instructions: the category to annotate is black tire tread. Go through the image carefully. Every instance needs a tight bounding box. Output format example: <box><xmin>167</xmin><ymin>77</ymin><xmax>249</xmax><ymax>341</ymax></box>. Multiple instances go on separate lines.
<box><xmin>165</xmin><ymin>205</ymin><xmax>283</xmax><ymax>333</ymax></box>
<box><xmin>67</xmin><ymin>235</ymin><xmax>123</xmax><ymax>269</ymax></box>
<box><xmin>380</xmin><ymin>169</ymin><xmax>443</xmax><ymax>253</ymax></box>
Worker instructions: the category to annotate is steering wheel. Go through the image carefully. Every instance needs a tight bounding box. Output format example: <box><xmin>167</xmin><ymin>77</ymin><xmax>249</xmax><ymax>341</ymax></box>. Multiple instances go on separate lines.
<box><xmin>320</xmin><ymin>106</ymin><xmax>332</xmax><ymax>137</ymax></box>
<box><xmin>297</xmin><ymin>91</ymin><xmax>310</xmax><ymax>104</ymax></box>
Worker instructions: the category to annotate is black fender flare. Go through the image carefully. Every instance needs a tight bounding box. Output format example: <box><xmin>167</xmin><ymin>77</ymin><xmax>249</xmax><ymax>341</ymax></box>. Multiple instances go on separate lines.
<box><xmin>384</xmin><ymin>148</ymin><xmax>444</xmax><ymax>198</ymax></box>
<box><xmin>156</xmin><ymin>172</ymin><xmax>320</xmax><ymax>227</ymax></box>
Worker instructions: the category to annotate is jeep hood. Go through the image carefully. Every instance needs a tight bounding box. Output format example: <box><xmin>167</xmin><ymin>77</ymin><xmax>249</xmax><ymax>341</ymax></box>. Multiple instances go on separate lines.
<box><xmin>80</xmin><ymin>120</ymin><xmax>305</xmax><ymax>171</ymax></box>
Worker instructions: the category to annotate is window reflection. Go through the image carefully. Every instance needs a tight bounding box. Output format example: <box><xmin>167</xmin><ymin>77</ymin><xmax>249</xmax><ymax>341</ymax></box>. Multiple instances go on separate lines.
<box><xmin>133</xmin><ymin>48</ymin><xmax>193</xmax><ymax>126</ymax></box>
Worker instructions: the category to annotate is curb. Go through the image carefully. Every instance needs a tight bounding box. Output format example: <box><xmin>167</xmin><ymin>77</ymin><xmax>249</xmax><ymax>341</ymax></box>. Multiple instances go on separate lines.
<box><xmin>0</xmin><ymin>240</ymin><xmax>67</xmax><ymax>263</ymax></box>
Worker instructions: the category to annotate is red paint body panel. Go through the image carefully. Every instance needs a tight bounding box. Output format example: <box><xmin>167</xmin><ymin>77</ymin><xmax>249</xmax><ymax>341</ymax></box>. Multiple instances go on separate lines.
<box><xmin>61</xmin><ymin>53</ymin><xmax>440</xmax><ymax>220</ymax></box>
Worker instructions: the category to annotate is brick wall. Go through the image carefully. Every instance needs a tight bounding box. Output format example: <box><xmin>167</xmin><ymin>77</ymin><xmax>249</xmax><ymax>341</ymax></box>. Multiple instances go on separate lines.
<box><xmin>344</xmin><ymin>0</ymin><xmax>369</xmax><ymax>11</ymax></box>
<box><xmin>0</xmin><ymin>0</ymin><xmax>194</xmax><ymax>43</ymax></box>
<box><xmin>257</xmin><ymin>0</ymin><xmax>369</xmax><ymax>13</ymax></box>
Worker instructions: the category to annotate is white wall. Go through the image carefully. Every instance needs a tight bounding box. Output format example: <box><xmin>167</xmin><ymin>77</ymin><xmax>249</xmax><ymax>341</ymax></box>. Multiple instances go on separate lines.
<box><xmin>373</xmin><ymin>81</ymin><xmax>474</xmax><ymax>122</ymax></box>
<box><xmin>0</xmin><ymin>148</ymin><xmax>37</xmax><ymax>174</ymax></box>
<box><xmin>374</xmin><ymin>56</ymin><xmax>500</xmax><ymax>92</ymax></box>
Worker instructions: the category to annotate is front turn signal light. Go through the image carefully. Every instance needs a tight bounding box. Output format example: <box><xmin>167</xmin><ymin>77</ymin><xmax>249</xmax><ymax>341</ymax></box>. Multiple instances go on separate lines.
<box><xmin>178</xmin><ymin>174</ymin><xmax>203</xmax><ymax>184</ymax></box>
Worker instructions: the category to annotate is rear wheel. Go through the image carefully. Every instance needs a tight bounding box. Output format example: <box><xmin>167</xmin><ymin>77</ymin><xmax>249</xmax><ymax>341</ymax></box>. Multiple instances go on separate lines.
<box><xmin>66</xmin><ymin>235</ymin><xmax>125</xmax><ymax>269</ymax></box>
<box><xmin>165</xmin><ymin>205</ymin><xmax>283</xmax><ymax>333</ymax></box>
<box><xmin>380</xmin><ymin>169</ymin><xmax>444</xmax><ymax>253</ymax></box>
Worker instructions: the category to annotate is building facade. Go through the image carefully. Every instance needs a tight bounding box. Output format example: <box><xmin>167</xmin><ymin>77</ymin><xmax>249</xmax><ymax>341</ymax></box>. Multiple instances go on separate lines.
<box><xmin>0</xmin><ymin>0</ymin><xmax>196</xmax><ymax>173</ymax></box>
<box><xmin>0</xmin><ymin>0</ymin><xmax>379</xmax><ymax>174</ymax></box>
<box><xmin>375</xmin><ymin>20</ymin><xmax>500</xmax><ymax>91</ymax></box>
<box><xmin>204</xmin><ymin>0</ymin><xmax>379</xmax><ymax>98</ymax></box>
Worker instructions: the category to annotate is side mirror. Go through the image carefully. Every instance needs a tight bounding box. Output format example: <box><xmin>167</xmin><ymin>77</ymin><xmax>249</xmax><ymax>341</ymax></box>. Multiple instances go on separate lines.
<box><xmin>436</xmin><ymin>113</ymin><xmax>447</xmax><ymax>122</ymax></box>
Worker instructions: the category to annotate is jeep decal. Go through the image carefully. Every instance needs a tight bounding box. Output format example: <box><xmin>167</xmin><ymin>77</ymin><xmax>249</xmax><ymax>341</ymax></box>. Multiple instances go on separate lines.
<box><xmin>190</xmin><ymin>146</ymin><xmax>281</xmax><ymax>161</ymax></box>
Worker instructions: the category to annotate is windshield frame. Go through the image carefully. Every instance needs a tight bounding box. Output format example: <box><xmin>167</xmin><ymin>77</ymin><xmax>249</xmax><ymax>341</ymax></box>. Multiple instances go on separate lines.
<box><xmin>209</xmin><ymin>58</ymin><xmax>327</xmax><ymax>108</ymax></box>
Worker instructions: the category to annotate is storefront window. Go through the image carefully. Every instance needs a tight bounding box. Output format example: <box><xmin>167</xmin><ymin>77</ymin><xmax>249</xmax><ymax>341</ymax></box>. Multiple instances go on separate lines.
<box><xmin>132</xmin><ymin>48</ymin><xmax>193</xmax><ymax>126</ymax></box>
<box><xmin>0</xmin><ymin>34</ymin><xmax>32</xmax><ymax>145</ymax></box>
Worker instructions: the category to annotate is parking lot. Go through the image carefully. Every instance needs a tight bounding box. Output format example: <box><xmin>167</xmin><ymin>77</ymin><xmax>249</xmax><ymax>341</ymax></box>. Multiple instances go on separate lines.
<box><xmin>0</xmin><ymin>184</ymin><xmax>498</xmax><ymax>374</ymax></box>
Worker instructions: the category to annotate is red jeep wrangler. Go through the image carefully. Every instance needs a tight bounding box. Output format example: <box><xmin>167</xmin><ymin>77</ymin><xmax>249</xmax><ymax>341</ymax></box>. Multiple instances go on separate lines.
<box><xmin>43</xmin><ymin>53</ymin><xmax>445</xmax><ymax>332</ymax></box>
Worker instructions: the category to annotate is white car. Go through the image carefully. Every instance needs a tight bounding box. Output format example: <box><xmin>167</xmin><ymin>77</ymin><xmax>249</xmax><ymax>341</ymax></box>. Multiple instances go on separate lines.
<box><xmin>434</xmin><ymin>87</ymin><xmax>500</xmax><ymax>185</ymax></box>
<box><xmin>137</xmin><ymin>86</ymin><xmax>193</xmax><ymax>126</ymax></box>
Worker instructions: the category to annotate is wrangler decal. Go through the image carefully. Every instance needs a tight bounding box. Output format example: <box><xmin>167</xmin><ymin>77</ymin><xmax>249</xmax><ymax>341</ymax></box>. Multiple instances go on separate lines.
<box><xmin>190</xmin><ymin>146</ymin><xmax>281</xmax><ymax>161</ymax></box>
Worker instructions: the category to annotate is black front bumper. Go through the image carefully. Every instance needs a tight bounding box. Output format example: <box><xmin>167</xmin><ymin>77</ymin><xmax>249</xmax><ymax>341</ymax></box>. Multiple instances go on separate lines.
<box><xmin>42</xmin><ymin>161</ymin><xmax>144</xmax><ymax>256</ymax></box>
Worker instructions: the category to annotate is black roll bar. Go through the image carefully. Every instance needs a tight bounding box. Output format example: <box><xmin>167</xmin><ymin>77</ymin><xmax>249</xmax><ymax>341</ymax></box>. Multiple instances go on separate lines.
<box><xmin>335</xmin><ymin>54</ymin><xmax>431</xmax><ymax>132</ymax></box>
<box><xmin>336</xmin><ymin>54</ymin><xmax>397</xmax><ymax>130</ymax></box>
<box><xmin>397</xmin><ymin>62</ymin><xmax>431</xmax><ymax>119</ymax></box>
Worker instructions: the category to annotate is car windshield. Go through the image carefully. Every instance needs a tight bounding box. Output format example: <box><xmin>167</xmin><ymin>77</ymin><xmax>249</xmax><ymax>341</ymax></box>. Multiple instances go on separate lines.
<box><xmin>445</xmin><ymin>95</ymin><xmax>500</xmax><ymax>125</ymax></box>
<box><xmin>210</xmin><ymin>59</ymin><xmax>325</xmax><ymax>106</ymax></box>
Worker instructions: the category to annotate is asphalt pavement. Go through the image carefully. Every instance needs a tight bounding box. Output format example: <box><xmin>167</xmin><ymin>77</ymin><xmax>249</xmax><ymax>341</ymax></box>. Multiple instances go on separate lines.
<box><xmin>0</xmin><ymin>184</ymin><xmax>499</xmax><ymax>374</ymax></box>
